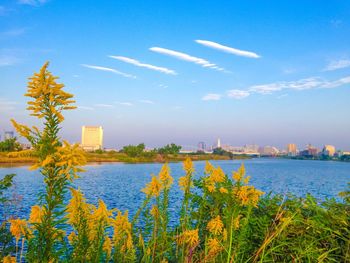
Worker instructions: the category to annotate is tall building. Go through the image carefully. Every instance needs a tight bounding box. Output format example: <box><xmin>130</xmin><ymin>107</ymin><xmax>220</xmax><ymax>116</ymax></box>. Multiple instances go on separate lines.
<box><xmin>286</xmin><ymin>143</ymin><xmax>297</xmax><ymax>156</ymax></box>
<box><xmin>322</xmin><ymin>145</ymin><xmax>336</xmax><ymax>157</ymax></box>
<box><xmin>217</xmin><ymin>138</ymin><xmax>221</xmax><ymax>148</ymax></box>
<box><xmin>198</xmin><ymin>142</ymin><xmax>206</xmax><ymax>152</ymax></box>
<box><xmin>81</xmin><ymin>126</ymin><xmax>103</xmax><ymax>151</ymax></box>
<box><xmin>4</xmin><ymin>131</ymin><xmax>14</xmax><ymax>140</ymax></box>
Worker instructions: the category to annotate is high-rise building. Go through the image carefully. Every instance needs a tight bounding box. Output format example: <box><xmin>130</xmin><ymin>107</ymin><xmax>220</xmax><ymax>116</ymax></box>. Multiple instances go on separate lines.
<box><xmin>198</xmin><ymin>142</ymin><xmax>206</xmax><ymax>152</ymax></box>
<box><xmin>217</xmin><ymin>138</ymin><xmax>221</xmax><ymax>148</ymax></box>
<box><xmin>81</xmin><ymin>126</ymin><xmax>103</xmax><ymax>151</ymax></box>
<box><xmin>286</xmin><ymin>143</ymin><xmax>298</xmax><ymax>156</ymax></box>
<box><xmin>322</xmin><ymin>145</ymin><xmax>336</xmax><ymax>157</ymax></box>
<box><xmin>4</xmin><ymin>131</ymin><xmax>14</xmax><ymax>140</ymax></box>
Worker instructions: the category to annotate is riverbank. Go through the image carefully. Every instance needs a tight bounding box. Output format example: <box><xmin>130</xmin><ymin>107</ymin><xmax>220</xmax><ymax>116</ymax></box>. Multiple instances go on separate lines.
<box><xmin>0</xmin><ymin>151</ymin><xmax>250</xmax><ymax>165</ymax></box>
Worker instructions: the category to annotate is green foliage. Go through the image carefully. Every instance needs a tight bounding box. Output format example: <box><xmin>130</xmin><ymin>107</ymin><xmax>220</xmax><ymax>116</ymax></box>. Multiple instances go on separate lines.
<box><xmin>157</xmin><ymin>143</ymin><xmax>182</xmax><ymax>155</ymax></box>
<box><xmin>213</xmin><ymin>147</ymin><xmax>234</xmax><ymax>158</ymax></box>
<box><xmin>0</xmin><ymin>138</ymin><xmax>22</xmax><ymax>152</ymax></box>
<box><xmin>121</xmin><ymin>143</ymin><xmax>146</xmax><ymax>157</ymax></box>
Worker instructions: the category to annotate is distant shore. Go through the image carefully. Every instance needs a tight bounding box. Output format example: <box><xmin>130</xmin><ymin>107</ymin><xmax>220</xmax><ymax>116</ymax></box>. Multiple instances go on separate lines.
<box><xmin>0</xmin><ymin>151</ymin><xmax>251</xmax><ymax>166</ymax></box>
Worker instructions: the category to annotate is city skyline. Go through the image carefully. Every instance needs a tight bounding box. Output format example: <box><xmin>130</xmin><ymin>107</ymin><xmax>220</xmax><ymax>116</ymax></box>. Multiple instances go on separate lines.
<box><xmin>1</xmin><ymin>1</ymin><xmax>350</xmax><ymax>149</ymax></box>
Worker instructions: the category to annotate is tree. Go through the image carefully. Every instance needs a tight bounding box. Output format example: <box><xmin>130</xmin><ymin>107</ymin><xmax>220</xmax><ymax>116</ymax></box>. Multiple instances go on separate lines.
<box><xmin>157</xmin><ymin>143</ymin><xmax>182</xmax><ymax>155</ymax></box>
<box><xmin>0</xmin><ymin>138</ymin><xmax>22</xmax><ymax>152</ymax></box>
<box><xmin>121</xmin><ymin>143</ymin><xmax>145</xmax><ymax>157</ymax></box>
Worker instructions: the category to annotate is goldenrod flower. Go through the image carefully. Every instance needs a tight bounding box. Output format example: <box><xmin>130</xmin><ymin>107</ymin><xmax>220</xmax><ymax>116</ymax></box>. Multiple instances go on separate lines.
<box><xmin>67</xmin><ymin>231</ymin><xmax>76</xmax><ymax>244</ymax></box>
<box><xmin>90</xmin><ymin>200</ymin><xmax>112</xmax><ymax>225</ymax></box>
<box><xmin>207</xmin><ymin>238</ymin><xmax>223</xmax><ymax>256</ymax></box>
<box><xmin>150</xmin><ymin>205</ymin><xmax>159</xmax><ymax>218</ymax></box>
<box><xmin>210</xmin><ymin>167</ymin><xmax>225</xmax><ymax>183</ymax></box>
<box><xmin>142</xmin><ymin>176</ymin><xmax>161</xmax><ymax>197</ymax></box>
<box><xmin>3</xmin><ymin>255</ymin><xmax>16</xmax><ymax>263</ymax></box>
<box><xmin>29</xmin><ymin>205</ymin><xmax>44</xmax><ymax>224</ymax></box>
<box><xmin>233</xmin><ymin>163</ymin><xmax>246</xmax><ymax>182</ymax></box>
<box><xmin>159</xmin><ymin>164</ymin><xmax>173</xmax><ymax>189</ymax></box>
<box><xmin>178</xmin><ymin>175</ymin><xmax>192</xmax><ymax>192</ymax></box>
<box><xmin>222</xmin><ymin>228</ymin><xmax>228</xmax><ymax>241</ymax></box>
<box><xmin>183</xmin><ymin>157</ymin><xmax>194</xmax><ymax>173</ymax></box>
<box><xmin>103</xmin><ymin>236</ymin><xmax>112</xmax><ymax>257</ymax></box>
<box><xmin>207</xmin><ymin>216</ymin><xmax>224</xmax><ymax>235</ymax></box>
<box><xmin>66</xmin><ymin>188</ymin><xmax>90</xmax><ymax>226</ymax></box>
<box><xmin>233</xmin><ymin>215</ymin><xmax>242</xmax><ymax>230</ymax></box>
<box><xmin>234</xmin><ymin>186</ymin><xmax>264</xmax><ymax>207</ymax></box>
<box><xmin>177</xmin><ymin>229</ymin><xmax>199</xmax><ymax>247</ymax></box>
<box><xmin>8</xmin><ymin>218</ymin><xmax>27</xmax><ymax>241</ymax></box>
<box><xmin>206</xmin><ymin>182</ymin><xmax>215</xmax><ymax>193</ymax></box>
<box><xmin>219</xmin><ymin>187</ymin><xmax>228</xmax><ymax>194</ymax></box>
<box><xmin>204</xmin><ymin>161</ymin><xmax>214</xmax><ymax>174</ymax></box>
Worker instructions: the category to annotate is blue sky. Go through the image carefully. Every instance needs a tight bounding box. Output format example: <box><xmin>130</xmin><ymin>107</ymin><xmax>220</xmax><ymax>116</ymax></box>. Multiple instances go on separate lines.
<box><xmin>0</xmin><ymin>0</ymin><xmax>350</xmax><ymax>150</ymax></box>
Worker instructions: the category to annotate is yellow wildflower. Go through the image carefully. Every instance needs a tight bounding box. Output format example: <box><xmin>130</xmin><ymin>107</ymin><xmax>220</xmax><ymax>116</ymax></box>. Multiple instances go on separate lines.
<box><xmin>234</xmin><ymin>186</ymin><xmax>264</xmax><ymax>207</ymax></box>
<box><xmin>67</xmin><ymin>231</ymin><xmax>76</xmax><ymax>244</ymax></box>
<box><xmin>207</xmin><ymin>238</ymin><xmax>223</xmax><ymax>256</ymax></box>
<box><xmin>160</xmin><ymin>259</ymin><xmax>168</xmax><ymax>263</ymax></box>
<box><xmin>243</xmin><ymin>176</ymin><xmax>250</xmax><ymax>185</ymax></box>
<box><xmin>29</xmin><ymin>205</ymin><xmax>44</xmax><ymax>224</ymax></box>
<box><xmin>207</xmin><ymin>216</ymin><xmax>224</xmax><ymax>235</ymax></box>
<box><xmin>103</xmin><ymin>236</ymin><xmax>112</xmax><ymax>257</ymax></box>
<box><xmin>3</xmin><ymin>255</ymin><xmax>16</xmax><ymax>263</ymax></box>
<box><xmin>66</xmin><ymin>188</ymin><xmax>90</xmax><ymax>226</ymax></box>
<box><xmin>178</xmin><ymin>175</ymin><xmax>192</xmax><ymax>192</ymax></box>
<box><xmin>233</xmin><ymin>163</ymin><xmax>245</xmax><ymax>182</ymax></box>
<box><xmin>183</xmin><ymin>157</ymin><xmax>194</xmax><ymax>173</ymax></box>
<box><xmin>90</xmin><ymin>200</ymin><xmax>112</xmax><ymax>224</ymax></box>
<box><xmin>142</xmin><ymin>176</ymin><xmax>161</xmax><ymax>197</ymax></box>
<box><xmin>204</xmin><ymin>161</ymin><xmax>214</xmax><ymax>174</ymax></box>
<box><xmin>233</xmin><ymin>215</ymin><xmax>242</xmax><ymax>230</ymax></box>
<box><xmin>222</xmin><ymin>228</ymin><xmax>228</xmax><ymax>241</ymax></box>
<box><xmin>206</xmin><ymin>183</ymin><xmax>215</xmax><ymax>193</ymax></box>
<box><xmin>219</xmin><ymin>187</ymin><xmax>228</xmax><ymax>194</ymax></box>
<box><xmin>150</xmin><ymin>205</ymin><xmax>159</xmax><ymax>218</ymax></box>
<box><xmin>177</xmin><ymin>229</ymin><xmax>199</xmax><ymax>247</ymax></box>
<box><xmin>210</xmin><ymin>167</ymin><xmax>225</xmax><ymax>183</ymax></box>
<box><xmin>8</xmin><ymin>218</ymin><xmax>27</xmax><ymax>241</ymax></box>
<box><xmin>158</xmin><ymin>164</ymin><xmax>173</xmax><ymax>189</ymax></box>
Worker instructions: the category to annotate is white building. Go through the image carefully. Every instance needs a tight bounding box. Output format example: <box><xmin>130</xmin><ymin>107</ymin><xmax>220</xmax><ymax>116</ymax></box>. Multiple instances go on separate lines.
<box><xmin>81</xmin><ymin>126</ymin><xmax>103</xmax><ymax>151</ymax></box>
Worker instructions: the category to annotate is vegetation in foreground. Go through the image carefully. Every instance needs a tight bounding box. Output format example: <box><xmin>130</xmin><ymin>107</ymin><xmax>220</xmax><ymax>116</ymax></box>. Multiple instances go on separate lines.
<box><xmin>0</xmin><ymin>63</ymin><xmax>349</xmax><ymax>262</ymax></box>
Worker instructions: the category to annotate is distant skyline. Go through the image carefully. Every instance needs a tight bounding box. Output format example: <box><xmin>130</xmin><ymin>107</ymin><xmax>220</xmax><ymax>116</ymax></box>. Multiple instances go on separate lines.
<box><xmin>0</xmin><ymin>0</ymin><xmax>349</xmax><ymax>149</ymax></box>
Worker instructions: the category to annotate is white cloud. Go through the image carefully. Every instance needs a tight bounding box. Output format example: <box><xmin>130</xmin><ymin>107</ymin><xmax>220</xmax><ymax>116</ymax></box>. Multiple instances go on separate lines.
<box><xmin>117</xmin><ymin>102</ymin><xmax>133</xmax><ymax>106</ymax></box>
<box><xmin>0</xmin><ymin>98</ymin><xmax>18</xmax><ymax>111</ymax></box>
<box><xmin>81</xmin><ymin>64</ymin><xmax>136</xmax><ymax>79</ymax></box>
<box><xmin>202</xmin><ymin>93</ymin><xmax>221</xmax><ymax>101</ymax></box>
<box><xmin>227</xmin><ymin>90</ymin><xmax>250</xmax><ymax>99</ymax></box>
<box><xmin>109</xmin><ymin>56</ymin><xmax>177</xmax><ymax>75</ymax></box>
<box><xmin>158</xmin><ymin>84</ymin><xmax>168</xmax><ymax>88</ymax></box>
<box><xmin>94</xmin><ymin>104</ymin><xmax>114</xmax><ymax>108</ymax></box>
<box><xmin>18</xmin><ymin>0</ymin><xmax>48</xmax><ymax>6</ymax></box>
<box><xmin>77</xmin><ymin>106</ymin><xmax>94</xmax><ymax>110</ymax></box>
<box><xmin>324</xmin><ymin>59</ymin><xmax>350</xmax><ymax>71</ymax></box>
<box><xmin>249</xmin><ymin>76</ymin><xmax>350</xmax><ymax>95</ymax></box>
<box><xmin>149</xmin><ymin>47</ymin><xmax>226</xmax><ymax>72</ymax></box>
<box><xmin>0</xmin><ymin>55</ymin><xmax>20</xmax><ymax>66</ymax></box>
<box><xmin>139</xmin><ymin>100</ymin><xmax>154</xmax><ymax>104</ymax></box>
<box><xmin>195</xmin><ymin>40</ymin><xmax>260</xmax><ymax>59</ymax></box>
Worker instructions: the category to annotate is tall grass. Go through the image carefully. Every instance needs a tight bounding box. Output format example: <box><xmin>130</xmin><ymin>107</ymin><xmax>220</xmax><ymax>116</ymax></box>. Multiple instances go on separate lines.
<box><xmin>1</xmin><ymin>63</ymin><xmax>349</xmax><ymax>262</ymax></box>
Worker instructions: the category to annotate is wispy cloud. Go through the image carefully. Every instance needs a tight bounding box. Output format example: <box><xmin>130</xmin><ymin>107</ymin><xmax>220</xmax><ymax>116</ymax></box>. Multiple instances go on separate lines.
<box><xmin>81</xmin><ymin>64</ymin><xmax>136</xmax><ymax>79</ymax></box>
<box><xmin>250</xmin><ymin>76</ymin><xmax>350</xmax><ymax>94</ymax></box>
<box><xmin>18</xmin><ymin>0</ymin><xmax>48</xmax><ymax>6</ymax></box>
<box><xmin>227</xmin><ymin>90</ymin><xmax>250</xmax><ymax>99</ymax></box>
<box><xmin>202</xmin><ymin>93</ymin><xmax>221</xmax><ymax>101</ymax></box>
<box><xmin>149</xmin><ymin>47</ymin><xmax>226</xmax><ymax>72</ymax></box>
<box><xmin>195</xmin><ymin>40</ymin><xmax>260</xmax><ymax>59</ymax></box>
<box><xmin>139</xmin><ymin>100</ymin><xmax>154</xmax><ymax>104</ymax></box>
<box><xmin>324</xmin><ymin>59</ymin><xmax>350</xmax><ymax>71</ymax></box>
<box><xmin>1</xmin><ymin>28</ymin><xmax>26</xmax><ymax>37</ymax></box>
<box><xmin>116</xmin><ymin>102</ymin><xmax>133</xmax><ymax>106</ymax></box>
<box><xmin>77</xmin><ymin>106</ymin><xmax>94</xmax><ymax>110</ymax></box>
<box><xmin>109</xmin><ymin>55</ymin><xmax>177</xmax><ymax>75</ymax></box>
<box><xmin>94</xmin><ymin>104</ymin><xmax>114</xmax><ymax>108</ymax></box>
<box><xmin>0</xmin><ymin>55</ymin><xmax>20</xmax><ymax>67</ymax></box>
<box><xmin>0</xmin><ymin>98</ymin><xmax>18</xmax><ymax>111</ymax></box>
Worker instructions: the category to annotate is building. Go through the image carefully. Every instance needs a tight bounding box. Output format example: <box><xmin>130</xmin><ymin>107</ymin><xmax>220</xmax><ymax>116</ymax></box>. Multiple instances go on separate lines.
<box><xmin>216</xmin><ymin>138</ymin><xmax>221</xmax><ymax>148</ymax></box>
<box><xmin>286</xmin><ymin>143</ymin><xmax>298</xmax><ymax>156</ymax></box>
<box><xmin>259</xmin><ymin>146</ymin><xmax>279</xmax><ymax>156</ymax></box>
<box><xmin>322</xmin><ymin>145</ymin><xmax>336</xmax><ymax>157</ymax></box>
<box><xmin>198</xmin><ymin>142</ymin><xmax>206</xmax><ymax>152</ymax></box>
<box><xmin>300</xmin><ymin>144</ymin><xmax>319</xmax><ymax>157</ymax></box>
<box><xmin>4</xmin><ymin>131</ymin><xmax>14</xmax><ymax>140</ymax></box>
<box><xmin>81</xmin><ymin>126</ymin><xmax>103</xmax><ymax>151</ymax></box>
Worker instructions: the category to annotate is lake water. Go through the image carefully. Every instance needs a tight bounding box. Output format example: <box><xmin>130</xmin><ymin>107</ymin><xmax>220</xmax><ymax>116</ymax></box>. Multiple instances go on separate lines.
<box><xmin>1</xmin><ymin>158</ymin><xmax>349</xmax><ymax>222</ymax></box>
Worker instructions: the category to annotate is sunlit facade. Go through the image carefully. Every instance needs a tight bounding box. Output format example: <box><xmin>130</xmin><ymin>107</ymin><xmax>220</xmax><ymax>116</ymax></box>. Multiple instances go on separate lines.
<box><xmin>81</xmin><ymin>126</ymin><xmax>103</xmax><ymax>151</ymax></box>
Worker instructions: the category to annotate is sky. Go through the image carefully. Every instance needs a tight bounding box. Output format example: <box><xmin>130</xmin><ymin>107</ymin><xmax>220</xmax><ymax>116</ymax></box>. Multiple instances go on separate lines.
<box><xmin>0</xmin><ymin>0</ymin><xmax>350</xmax><ymax>150</ymax></box>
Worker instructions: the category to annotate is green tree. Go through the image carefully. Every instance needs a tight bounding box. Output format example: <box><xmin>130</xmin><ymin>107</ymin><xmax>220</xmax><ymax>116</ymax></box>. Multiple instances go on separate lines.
<box><xmin>121</xmin><ymin>143</ymin><xmax>145</xmax><ymax>157</ymax></box>
<box><xmin>157</xmin><ymin>143</ymin><xmax>182</xmax><ymax>155</ymax></box>
<box><xmin>0</xmin><ymin>138</ymin><xmax>22</xmax><ymax>152</ymax></box>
